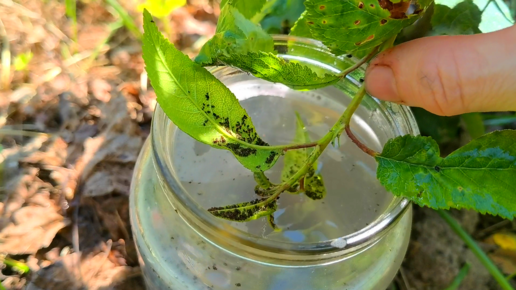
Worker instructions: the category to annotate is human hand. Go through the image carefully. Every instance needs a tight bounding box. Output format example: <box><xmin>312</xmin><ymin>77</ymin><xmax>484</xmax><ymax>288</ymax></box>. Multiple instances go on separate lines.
<box><xmin>364</xmin><ymin>25</ymin><xmax>516</xmax><ymax>116</ymax></box>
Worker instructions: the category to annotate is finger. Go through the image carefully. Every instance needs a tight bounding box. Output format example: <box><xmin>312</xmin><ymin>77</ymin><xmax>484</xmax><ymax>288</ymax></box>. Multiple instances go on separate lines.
<box><xmin>364</xmin><ymin>25</ymin><xmax>516</xmax><ymax>116</ymax></box>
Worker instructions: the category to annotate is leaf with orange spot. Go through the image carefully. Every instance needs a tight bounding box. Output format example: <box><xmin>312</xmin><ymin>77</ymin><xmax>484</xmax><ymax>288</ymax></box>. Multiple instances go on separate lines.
<box><xmin>296</xmin><ymin>0</ymin><xmax>432</xmax><ymax>57</ymax></box>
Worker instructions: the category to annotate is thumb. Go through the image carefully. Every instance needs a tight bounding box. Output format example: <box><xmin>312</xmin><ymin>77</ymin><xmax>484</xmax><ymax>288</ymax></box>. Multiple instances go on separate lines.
<box><xmin>364</xmin><ymin>25</ymin><xmax>516</xmax><ymax>116</ymax></box>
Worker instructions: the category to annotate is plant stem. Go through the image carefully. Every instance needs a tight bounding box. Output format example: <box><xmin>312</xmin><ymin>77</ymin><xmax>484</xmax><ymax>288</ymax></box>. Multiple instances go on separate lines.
<box><xmin>462</xmin><ymin>113</ymin><xmax>485</xmax><ymax>139</ymax></box>
<box><xmin>438</xmin><ymin>210</ymin><xmax>515</xmax><ymax>290</ymax></box>
<box><xmin>444</xmin><ymin>263</ymin><xmax>471</xmax><ymax>290</ymax></box>
<box><xmin>337</xmin><ymin>46</ymin><xmax>379</xmax><ymax>79</ymax></box>
<box><xmin>105</xmin><ymin>0</ymin><xmax>142</xmax><ymax>39</ymax></box>
<box><xmin>346</xmin><ymin>126</ymin><xmax>378</xmax><ymax>156</ymax></box>
<box><xmin>0</xmin><ymin>256</ymin><xmax>30</xmax><ymax>274</ymax></box>
<box><xmin>258</xmin><ymin>47</ymin><xmax>381</xmax><ymax>207</ymax></box>
<box><xmin>263</xmin><ymin>83</ymin><xmax>371</xmax><ymax>203</ymax></box>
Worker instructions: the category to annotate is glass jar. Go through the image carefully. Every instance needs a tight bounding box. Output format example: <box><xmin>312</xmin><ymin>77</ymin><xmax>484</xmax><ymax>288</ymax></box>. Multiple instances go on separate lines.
<box><xmin>130</xmin><ymin>35</ymin><xmax>420</xmax><ymax>290</ymax></box>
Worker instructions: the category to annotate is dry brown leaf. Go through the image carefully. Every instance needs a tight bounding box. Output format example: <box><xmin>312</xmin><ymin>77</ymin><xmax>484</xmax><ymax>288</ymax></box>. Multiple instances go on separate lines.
<box><xmin>76</xmin><ymin>95</ymin><xmax>142</xmax><ymax>183</ymax></box>
<box><xmin>489</xmin><ymin>248</ymin><xmax>516</xmax><ymax>275</ymax></box>
<box><xmin>90</xmin><ymin>79</ymin><xmax>112</xmax><ymax>103</ymax></box>
<box><xmin>1</xmin><ymin>167</ymin><xmax>40</xmax><ymax>217</ymax></box>
<box><xmin>22</xmin><ymin>137</ymin><xmax>68</xmax><ymax>167</ymax></box>
<box><xmin>82</xmin><ymin>164</ymin><xmax>133</xmax><ymax>197</ymax></box>
<box><xmin>27</xmin><ymin>249</ymin><xmax>143</xmax><ymax>290</ymax></box>
<box><xmin>0</xmin><ymin>205</ymin><xmax>70</xmax><ymax>254</ymax></box>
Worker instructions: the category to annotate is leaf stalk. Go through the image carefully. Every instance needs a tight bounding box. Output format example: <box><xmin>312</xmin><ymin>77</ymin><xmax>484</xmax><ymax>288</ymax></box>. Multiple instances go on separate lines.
<box><xmin>337</xmin><ymin>46</ymin><xmax>379</xmax><ymax>80</ymax></box>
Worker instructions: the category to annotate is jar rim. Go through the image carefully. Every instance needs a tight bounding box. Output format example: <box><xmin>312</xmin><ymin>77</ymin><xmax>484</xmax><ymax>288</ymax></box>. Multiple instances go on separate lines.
<box><xmin>150</xmin><ymin>35</ymin><xmax>419</xmax><ymax>264</ymax></box>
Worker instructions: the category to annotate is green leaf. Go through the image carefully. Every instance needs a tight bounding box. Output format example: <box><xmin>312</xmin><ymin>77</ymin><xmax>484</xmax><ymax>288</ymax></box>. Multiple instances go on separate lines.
<box><xmin>376</xmin><ymin>130</ymin><xmax>516</xmax><ymax>219</ymax></box>
<box><xmin>282</xmin><ymin>113</ymin><xmax>326</xmax><ymax>199</ymax></box>
<box><xmin>142</xmin><ymin>10</ymin><xmax>280</xmax><ymax>172</ymax></box>
<box><xmin>290</xmin><ymin>11</ymin><xmax>313</xmax><ymax>37</ymax></box>
<box><xmin>429</xmin><ymin>0</ymin><xmax>482</xmax><ymax>36</ymax></box>
<box><xmin>138</xmin><ymin>0</ymin><xmax>186</xmax><ymax>18</ymax></box>
<box><xmin>220</xmin><ymin>0</ymin><xmax>267</xmax><ymax>20</ymax></box>
<box><xmin>303</xmin><ymin>0</ymin><xmax>430</xmax><ymax>57</ymax></box>
<box><xmin>218</xmin><ymin>51</ymin><xmax>340</xmax><ymax>90</ymax></box>
<box><xmin>208</xmin><ymin>198</ymin><xmax>277</xmax><ymax>221</ymax></box>
<box><xmin>13</xmin><ymin>51</ymin><xmax>33</xmax><ymax>71</ymax></box>
<box><xmin>259</xmin><ymin>0</ymin><xmax>306</xmax><ymax>34</ymax></box>
<box><xmin>196</xmin><ymin>5</ymin><xmax>340</xmax><ymax>90</ymax></box>
<box><xmin>195</xmin><ymin>5</ymin><xmax>274</xmax><ymax>65</ymax></box>
<box><xmin>434</xmin><ymin>0</ymin><xmax>513</xmax><ymax>33</ymax></box>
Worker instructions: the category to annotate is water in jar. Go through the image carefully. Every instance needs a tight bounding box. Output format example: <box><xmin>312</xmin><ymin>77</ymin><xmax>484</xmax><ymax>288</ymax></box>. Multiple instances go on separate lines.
<box><xmin>130</xmin><ymin>74</ymin><xmax>412</xmax><ymax>290</ymax></box>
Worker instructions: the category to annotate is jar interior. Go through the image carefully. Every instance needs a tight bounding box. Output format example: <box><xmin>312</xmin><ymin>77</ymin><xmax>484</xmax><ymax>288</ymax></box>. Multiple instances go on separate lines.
<box><xmin>160</xmin><ymin>78</ymin><xmax>413</xmax><ymax>247</ymax></box>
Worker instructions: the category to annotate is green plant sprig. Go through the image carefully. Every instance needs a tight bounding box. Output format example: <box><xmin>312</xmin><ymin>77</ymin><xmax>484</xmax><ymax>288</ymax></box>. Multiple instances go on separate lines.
<box><xmin>143</xmin><ymin>0</ymin><xmax>516</xmax><ymax>226</ymax></box>
<box><xmin>209</xmin><ymin>74</ymin><xmax>371</xmax><ymax>221</ymax></box>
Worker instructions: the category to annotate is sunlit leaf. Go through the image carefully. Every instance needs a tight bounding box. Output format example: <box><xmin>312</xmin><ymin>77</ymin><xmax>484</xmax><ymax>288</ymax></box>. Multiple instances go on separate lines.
<box><xmin>13</xmin><ymin>51</ymin><xmax>33</xmax><ymax>71</ymax></box>
<box><xmin>142</xmin><ymin>10</ymin><xmax>280</xmax><ymax>171</ymax></box>
<box><xmin>208</xmin><ymin>198</ymin><xmax>277</xmax><ymax>221</ymax></box>
<box><xmin>282</xmin><ymin>113</ymin><xmax>326</xmax><ymax>199</ymax></box>
<box><xmin>195</xmin><ymin>5</ymin><xmax>273</xmax><ymax>65</ymax></box>
<box><xmin>303</xmin><ymin>0</ymin><xmax>431</xmax><ymax>57</ymax></box>
<box><xmin>196</xmin><ymin>5</ymin><xmax>340</xmax><ymax>90</ymax></box>
<box><xmin>219</xmin><ymin>51</ymin><xmax>340</xmax><ymax>90</ymax></box>
<box><xmin>376</xmin><ymin>130</ymin><xmax>516</xmax><ymax>219</ymax></box>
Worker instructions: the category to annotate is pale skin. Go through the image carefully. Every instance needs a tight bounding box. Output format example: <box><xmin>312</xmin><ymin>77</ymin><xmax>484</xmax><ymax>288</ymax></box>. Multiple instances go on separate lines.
<box><xmin>365</xmin><ymin>24</ymin><xmax>516</xmax><ymax>116</ymax></box>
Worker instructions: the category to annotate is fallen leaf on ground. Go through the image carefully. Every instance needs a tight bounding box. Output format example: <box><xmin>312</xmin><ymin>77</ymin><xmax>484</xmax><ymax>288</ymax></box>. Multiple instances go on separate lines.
<box><xmin>26</xmin><ymin>249</ymin><xmax>143</xmax><ymax>290</ymax></box>
<box><xmin>0</xmin><ymin>205</ymin><xmax>70</xmax><ymax>254</ymax></box>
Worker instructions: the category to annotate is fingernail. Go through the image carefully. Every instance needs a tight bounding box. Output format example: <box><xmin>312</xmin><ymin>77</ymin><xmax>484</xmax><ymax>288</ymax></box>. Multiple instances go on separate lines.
<box><xmin>365</xmin><ymin>65</ymin><xmax>399</xmax><ymax>102</ymax></box>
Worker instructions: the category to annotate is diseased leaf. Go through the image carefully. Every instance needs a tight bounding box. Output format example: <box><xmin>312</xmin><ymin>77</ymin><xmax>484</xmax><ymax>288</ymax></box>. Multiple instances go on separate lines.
<box><xmin>303</xmin><ymin>0</ymin><xmax>430</xmax><ymax>57</ymax></box>
<box><xmin>290</xmin><ymin>11</ymin><xmax>313</xmax><ymax>37</ymax></box>
<box><xmin>429</xmin><ymin>0</ymin><xmax>481</xmax><ymax>36</ymax></box>
<box><xmin>267</xmin><ymin>214</ymin><xmax>281</xmax><ymax>231</ymax></box>
<box><xmin>282</xmin><ymin>113</ymin><xmax>326</xmax><ymax>199</ymax></box>
<box><xmin>196</xmin><ymin>5</ymin><xmax>340</xmax><ymax>90</ymax></box>
<box><xmin>217</xmin><ymin>51</ymin><xmax>340</xmax><ymax>90</ymax></box>
<box><xmin>376</xmin><ymin>130</ymin><xmax>516</xmax><ymax>219</ymax></box>
<box><xmin>254</xmin><ymin>171</ymin><xmax>277</xmax><ymax>196</ymax></box>
<box><xmin>220</xmin><ymin>0</ymin><xmax>267</xmax><ymax>20</ymax></box>
<box><xmin>208</xmin><ymin>198</ymin><xmax>277</xmax><ymax>221</ymax></box>
<box><xmin>304</xmin><ymin>167</ymin><xmax>326</xmax><ymax>200</ymax></box>
<box><xmin>142</xmin><ymin>10</ymin><xmax>280</xmax><ymax>171</ymax></box>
